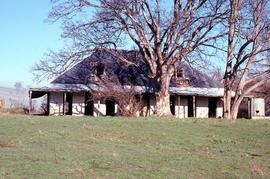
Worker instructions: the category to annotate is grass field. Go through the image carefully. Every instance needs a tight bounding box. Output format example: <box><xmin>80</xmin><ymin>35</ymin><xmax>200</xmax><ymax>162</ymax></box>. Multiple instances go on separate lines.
<box><xmin>0</xmin><ymin>115</ymin><xmax>270</xmax><ymax>178</ymax></box>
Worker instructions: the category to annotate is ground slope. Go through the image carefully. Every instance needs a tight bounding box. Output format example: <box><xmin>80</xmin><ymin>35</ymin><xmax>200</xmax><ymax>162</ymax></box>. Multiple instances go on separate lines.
<box><xmin>0</xmin><ymin>115</ymin><xmax>270</xmax><ymax>178</ymax></box>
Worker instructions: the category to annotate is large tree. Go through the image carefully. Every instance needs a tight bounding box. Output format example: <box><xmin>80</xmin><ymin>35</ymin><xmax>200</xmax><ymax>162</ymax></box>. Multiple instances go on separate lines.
<box><xmin>34</xmin><ymin>0</ymin><xmax>228</xmax><ymax>116</ymax></box>
<box><xmin>223</xmin><ymin>0</ymin><xmax>270</xmax><ymax>119</ymax></box>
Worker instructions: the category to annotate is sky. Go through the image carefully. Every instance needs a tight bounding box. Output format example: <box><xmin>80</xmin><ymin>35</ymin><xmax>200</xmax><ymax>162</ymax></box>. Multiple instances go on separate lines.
<box><xmin>0</xmin><ymin>0</ymin><xmax>63</xmax><ymax>87</ymax></box>
<box><xmin>0</xmin><ymin>1</ymin><xmax>225</xmax><ymax>88</ymax></box>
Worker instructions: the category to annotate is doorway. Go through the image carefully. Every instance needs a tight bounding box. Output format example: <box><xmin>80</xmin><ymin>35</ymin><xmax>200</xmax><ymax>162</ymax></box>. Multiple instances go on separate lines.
<box><xmin>237</xmin><ymin>98</ymin><xmax>250</xmax><ymax>118</ymax></box>
<box><xmin>106</xmin><ymin>99</ymin><xmax>115</xmax><ymax>116</ymax></box>
<box><xmin>170</xmin><ymin>95</ymin><xmax>176</xmax><ymax>115</ymax></box>
<box><xmin>187</xmin><ymin>96</ymin><xmax>194</xmax><ymax>117</ymax></box>
<box><xmin>85</xmin><ymin>94</ymin><xmax>94</xmax><ymax>116</ymax></box>
<box><xmin>208</xmin><ymin>97</ymin><xmax>217</xmax><ymax>118</ymax></box>
<box><xmin>65</xmin><ymin>93</ymin><xmax>73</xmax><ymax>115</ymax></box>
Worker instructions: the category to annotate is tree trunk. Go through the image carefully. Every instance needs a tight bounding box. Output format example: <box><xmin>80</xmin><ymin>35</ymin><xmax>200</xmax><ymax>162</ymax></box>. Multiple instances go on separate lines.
<box><xmin>155</xmin><ymin>67</ymin><xmax>174</xmax><ymax>117</ymax></box>
<box><xmin>155</xmin><ymin>90</ymin><xmax>171</xmax><ymax>116</ymax></box>
<box><xmin>231</xmin><ymin>80</ymin><xmax>267</xmax><ymax>119</ymax></box>
<box><xmin>223</xmin><ymin>0</ymin><xmax>238</xmax><ymax>119</ymax></box>
<box><xmin>231</xmin><ymin>95</ymin><xmax>244</xmax><ymax>120</ymax></box>
<box><xmin>223</xmin><ymin>80</ymin><xmax>232</xmax><ymax>119</ymax></box>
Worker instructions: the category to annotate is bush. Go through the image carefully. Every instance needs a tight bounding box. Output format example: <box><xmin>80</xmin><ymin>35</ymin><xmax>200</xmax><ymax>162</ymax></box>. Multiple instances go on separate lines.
<box><xmin>0</xmin><ymin>107</ymin><xmax>27</xmax><ymax>115</ymax></box>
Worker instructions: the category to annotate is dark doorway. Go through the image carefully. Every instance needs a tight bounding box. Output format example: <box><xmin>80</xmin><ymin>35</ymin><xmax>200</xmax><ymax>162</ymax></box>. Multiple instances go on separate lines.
<box><xmin>170</xmin><ymin>95</ymin><xmax>176</xmax><ymax>115</ymax></box>
<box><xmin>187</xmin><ymin>96</ymin><xmax>194</xmax><ymax>117</ymax></box>
<box><xmin>65</xmin><ymin>93</ymin><xmax>73</xmax><ymax>115</ymax></box>
<box><xmin>142</xmin><ymin>94</ymin><xmax>151</xmax><ymax>116</ymax></box>
<box><xmin>208</xmin><ymin>98</ymin><xmax>217</xmax><ymax>118</ymax></box>
<box><xmin>85</xmin><ymin>94</ymin><xmax>94</xmax><ymax>116</ymax></box>
<box><xmin>237</xmin><ymin>98</ymin><xmax>250</xmax><ymax>118</ymax></box>
<box><xmin>106</xmin><ymin>99</ymin><xmax>115</xmax><ymax>116</ymax></box>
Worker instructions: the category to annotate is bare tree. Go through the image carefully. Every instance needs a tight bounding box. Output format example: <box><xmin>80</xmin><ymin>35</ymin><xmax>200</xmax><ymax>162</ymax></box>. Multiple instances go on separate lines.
<box><xmin>34</xmin><ymin>0</ymin><xmax>228</xmax><ymax>116</ymax></box>
<box><xmin>87</xmin><ymin>74</ymin><xmax>143</xmax><ymax>116</ymax></box>
<box><xmin>223</xmin><ymin>0</ymin><xmax>270</xmax><ymax>119</ymax></box>
<box><xmin>209</xmin><ymin>67</ymin><xmax>224</xmax><ymax>82</ymax></box>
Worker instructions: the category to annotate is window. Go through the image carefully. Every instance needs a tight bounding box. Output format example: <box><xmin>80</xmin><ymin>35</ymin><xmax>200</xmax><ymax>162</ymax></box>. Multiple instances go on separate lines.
<box><xmin>176</xmin><ymin>69</ymin><xmax>184</xmax><ymax>78</ymax></box>
<box><xmin>96</xmin><ymin>63</ymin><xmax>105</xmax><ymax>76</ymax></box>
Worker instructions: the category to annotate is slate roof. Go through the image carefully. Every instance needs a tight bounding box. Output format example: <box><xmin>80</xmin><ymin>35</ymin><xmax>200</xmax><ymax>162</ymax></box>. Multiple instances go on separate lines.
<box><xmin>52</xmin><ymin>49</ymin><xmax>222</xmax><ymax>89</ymax></box>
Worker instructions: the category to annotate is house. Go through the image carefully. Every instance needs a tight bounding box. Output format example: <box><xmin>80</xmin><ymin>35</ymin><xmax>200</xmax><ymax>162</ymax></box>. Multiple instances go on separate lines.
<box><xmin>29</xmin><ymin>49</ymin><xmax>266</xmax><ymax>118</ymax></box>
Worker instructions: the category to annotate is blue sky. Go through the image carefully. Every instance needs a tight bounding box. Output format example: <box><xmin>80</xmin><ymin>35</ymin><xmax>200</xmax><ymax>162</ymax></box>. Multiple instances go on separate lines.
<box><xmin>0</xmin><ymin>0</ymin><xmax>63</xmax><ymax>87</ymax></box>
<box><xmin>0</xmin><ymin>1</ymin><xmax>225</xmax><ymax>88</ymax></box>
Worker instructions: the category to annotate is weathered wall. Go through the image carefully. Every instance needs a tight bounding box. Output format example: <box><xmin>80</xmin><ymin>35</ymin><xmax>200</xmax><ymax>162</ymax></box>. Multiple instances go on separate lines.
<box><xmin>72</xmin><ymin>93</ymin><xmax>85</xmax><ymax>116</ymax></box>
<box><xmin>196</xmin><ymin>97</ymin><xmax>209</xmax><ymax>118</ymax></box>
<box><xmin>115</xmin><ymin>104</ymin><xmax>120</xmax><ymax>116</ymax></box>
<box><xmin>48</xmin><ymin>93</ymin><xmax>122</xmax><ymax>116</ymax></box>
<box><xmin>49</xmin><ymin>92</ymin><xmax>63</xmax><ymax>115</ymax></box>
<box><xmin>93</xmin><ymin>100</ymin><xmax>106</xmax><ymax>116</ymax></box>
<box><xmin>175</xmin><ymin>96</ymin><xmax>188</xmax><ymax>118</ymax></box>
<box><xmin>251</xmin><ymin>98</ymin><xmax>265</xmax><ymax>117</ymax></box>
<box><xmin>48</xmin><ymin>92</ymin><xmax>224</xmax><ymax>118</ymax></box>
<box><xmin>93</xmin><ymin>100</ymin><xmax>119</xmax><ymax>116</ymax></box>
<box><xmin>174</xmin><ymin>96</ymin><xmax>181</xmax><ymax>118</ymax></box>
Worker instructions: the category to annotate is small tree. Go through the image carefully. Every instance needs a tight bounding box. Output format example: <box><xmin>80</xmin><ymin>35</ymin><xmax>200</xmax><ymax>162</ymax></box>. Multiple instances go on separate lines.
<box><xmin>223</xmin><ymin>0</ymin><xmax>270</xmax><ymax>119</ymax></box>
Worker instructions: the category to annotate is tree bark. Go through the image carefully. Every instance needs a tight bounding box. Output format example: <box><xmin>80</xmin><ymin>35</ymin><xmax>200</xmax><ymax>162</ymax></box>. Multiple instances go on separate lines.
<box><xmin>155</xmin><ymin>89</ymin><xmax>171</xmax><ymax>116</ymax></box>
<box><xmin>231</xmin><ymin>95</ymin><xmax>244</xmax><ymax>119</ymax></box>
<box><xmin>223</xmin><ymin>81</ymin><xmax>232</xmax><ymax>119</ymax></box>
<box><xmin>155</xmin><ymin>66</ymin><xmax>174</xmax><ymax>117</ymax></box>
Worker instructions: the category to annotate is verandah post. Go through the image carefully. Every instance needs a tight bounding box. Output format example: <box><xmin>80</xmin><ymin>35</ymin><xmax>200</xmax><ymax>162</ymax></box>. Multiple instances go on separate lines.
<box><xmin>29</xmin><ymin>90</ymin><xmax>32</xmax><ymax>115</ymax></box>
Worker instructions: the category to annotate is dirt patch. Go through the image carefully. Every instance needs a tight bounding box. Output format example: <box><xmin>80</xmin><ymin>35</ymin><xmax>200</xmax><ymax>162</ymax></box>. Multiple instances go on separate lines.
<box><xmin>251</xmin><ymin>159</ymin><xmax>270</xmax><ymax>177</ymax></box>
<box><xmin>0</xmin><ymin>137</ymin><xmax>18</xmax><ymax>148</ymax></box>
<box><xmin>60</xmin><ymin>168</ymin><xmax>87</xmax><ymax>177</ymax></box>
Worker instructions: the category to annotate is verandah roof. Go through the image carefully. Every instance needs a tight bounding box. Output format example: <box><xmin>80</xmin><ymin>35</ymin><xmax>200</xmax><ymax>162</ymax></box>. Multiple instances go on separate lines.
<box><xmin>169</xmin><ymin>87</ymin><xmax>225</xmax><ymax>97</ymax></box>
<box><xmin>30</xmin><ymin>83</ymin><xmax>226</xmax><ymax>98</ymax></box>
<box><xmin>30</xmin><ymin>84</ymin><xmax>90</xmax><ymax>93</ymax></box>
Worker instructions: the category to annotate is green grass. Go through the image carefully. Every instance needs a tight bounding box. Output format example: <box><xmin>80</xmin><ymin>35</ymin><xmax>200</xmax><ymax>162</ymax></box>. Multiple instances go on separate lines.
<box><xmin>0</xmin><ymin>115</ymin><xmax>270</xmax><ymax>178</ymax></box>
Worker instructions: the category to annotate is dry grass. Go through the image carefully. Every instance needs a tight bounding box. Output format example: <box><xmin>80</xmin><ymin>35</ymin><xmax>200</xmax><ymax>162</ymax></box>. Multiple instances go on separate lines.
<box><xmin>0</xmin><ymin>137</ymin><xmax>18</xmax><ymax>148</ymax></box>
<box><xmin>82</xmin><ymin>123</ymin><xmax>105</xmax><ymax>138</ymax></box>
<box><xmin>0</xmin><ymin>115</ymin><xmax>270</xmax><ymax>178</ymax></box>
<box><xmin>60</xmin><ymin>168</ymin><xmax>87</xmax><ymax>177</ymax></box>
<box><xmin>0</xmin><ymin>107</ymin><xmax>26</xmax><ymax>115</ymax></box>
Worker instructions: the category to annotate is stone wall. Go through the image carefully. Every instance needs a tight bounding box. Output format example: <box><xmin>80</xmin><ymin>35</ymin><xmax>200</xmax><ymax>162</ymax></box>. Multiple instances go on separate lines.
<box><xmin>72</xmin><ymin>93</ymin><xmax>85</xmax><ymax>116</ymax></box>
<box><xmin>196</xmin><ymin>97</ymin><xmax>209</xmax><ymax>118</ymax></box>
<box><xmin>175</xmin><ymin>96</ymin><xmax>188</xmax><ymax>118</ymax></box>
<box><xmin>49</xmin><ymin>92</ymin><xmax>64</xmax><ymax>115</ymax></box>
<box><xmin>251</xmin><ymin>98</ymin><xmax>265</xmax><ymax>117</ymax></box>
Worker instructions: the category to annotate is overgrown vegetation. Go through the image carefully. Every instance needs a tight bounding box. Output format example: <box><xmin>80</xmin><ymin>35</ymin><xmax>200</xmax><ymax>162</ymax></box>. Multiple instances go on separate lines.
<box><xmin>0</xmin><ymin>107</ymin><xmax>27</xmax><ymax>115</ymax></box>
<box><xmin>0</xmin><ymin>115</ymin><xmax>270</xmax><ymax>178</ymax></box>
